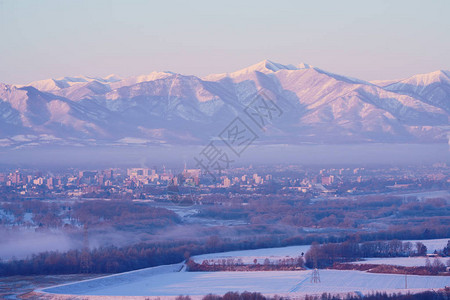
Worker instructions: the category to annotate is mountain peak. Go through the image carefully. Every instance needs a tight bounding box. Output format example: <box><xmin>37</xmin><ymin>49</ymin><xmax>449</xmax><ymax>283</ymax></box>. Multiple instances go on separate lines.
<box><xmin>249</xmin><ymin>59</ymin><xmax>299</xmax><ymax>72</ymax></box>
<box><xmin>389</xmin><ymin>69</ymin><xmax>450</xmax><ymax>87</ymax></box>
<box><xmin>420</xmin><ymin>70</ymin><xmax>450</xmax><ymax>82</ymax></box>
<box><xmin>297</xmin><ymin>62</ymin><xmax>313</xmax><ymax>69</ymax></box>
<box><xmin>203</xmin><ymin>59</ymin><xmax>308</xmax><ymax>81</ymax></box>
<box><xmin>104</xmin><ymin>74</ymin><xmax>122</xmax><ymax>82</ymax></box>
<box><xmin>21</xmin><ymin>74</ymin><xmax>123</xmax><ymax>91</ymax></box>
<box><xmin>110</xmin><ymin>71</ymin><xmax>176</xmax><ymax>89</ymax></box>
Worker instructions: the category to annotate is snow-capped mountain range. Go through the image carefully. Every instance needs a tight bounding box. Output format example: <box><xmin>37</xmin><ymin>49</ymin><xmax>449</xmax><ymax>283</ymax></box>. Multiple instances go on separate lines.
<box><xmin>0</xmin><ymin>60</ymin><xmax>449</xmax><ymax>147</ymax></box>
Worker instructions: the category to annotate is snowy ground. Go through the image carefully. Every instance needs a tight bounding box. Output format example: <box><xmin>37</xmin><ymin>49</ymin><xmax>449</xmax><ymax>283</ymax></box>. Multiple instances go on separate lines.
<box><xmin>0</xmin><ymin>274</ymin><xmax>103</xmax><ymax>300</ymax></box>
<box><xmin>38</xmin><ymin>239</ymin><xmax>450</xmax><ymax>298</ymax></box>
<box><xmin>191</xmin><ymin>238</ymin><xmax>448</xmax><ymax>264</ymax></box>
<box><xmin>347</xmin><ymin>238</ymin><xmax>449</xmax><ymax>267</ymax></box>
<box><xmin>41</xmin><ymin>267</ymin><xmax>450</xmax><ymax>298</ymax></box>
<box><xmin>192</xmin><ymin>245</ymin><xmax>310</xmax><ymax>264</ymax></box>
<box><xmin>406</xmin><ymin>238</ymin><xmax>449</xmax><ymax>254</ymax></box>
<box><xmin>353</xmin><ymin>256</ymin><xmax>448</xmax><ymax>267</ymax></box>
<box><xmin>397</xmin><ymin>190</ymin><xmax>450</xmax><ymax>202</ymax></box>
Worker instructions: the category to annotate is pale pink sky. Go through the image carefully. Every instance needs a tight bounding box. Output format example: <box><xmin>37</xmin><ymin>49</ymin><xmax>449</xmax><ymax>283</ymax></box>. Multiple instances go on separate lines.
<box><xmin>0</xmin><ymin>0</ymin><xmax>449</xmax><ymax>84</ymax></box>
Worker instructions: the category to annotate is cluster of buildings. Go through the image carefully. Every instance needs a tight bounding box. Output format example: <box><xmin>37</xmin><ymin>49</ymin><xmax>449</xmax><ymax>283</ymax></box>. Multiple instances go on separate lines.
<box><xmin>0</xmin><ymin>163</ymin><xmax>448</xmax><ymax>199</ymax></box>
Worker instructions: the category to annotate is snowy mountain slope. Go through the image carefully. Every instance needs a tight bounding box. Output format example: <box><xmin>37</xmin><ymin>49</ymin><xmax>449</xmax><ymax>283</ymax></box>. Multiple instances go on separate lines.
<box><xmin>110</xmin><ymin>71</ymin><xmax>174</xmax><ymax>89</ymax></box>
<box><xmin>21</xmin><ymin>74</ymin><xmax>121</xmax><ymax>92</ymax></box>
<box><xmin>53</xmin><ymin>80</ymin><xmax>112</xmax><ymax>101</ymax></box>
<box><xmin>381</xmin><ymin>70</ymin><xmax>450</xmax><ymax>113</ymax></box>
<box><xmin>209</xmin><ymin>66</ymin><xmax>448</xmax><ymax>143</ymax></box>
<box><xmin>203</xmin><ymin>59</ymin><xmax>300</xmax><ymax>82</ymax></box>
<box><xmin>0</xmin><ymin>61</ymin><xmax>449</xmax><ymax>147</ymax></box>
<box><xmin>0</xmin><ymin>84</ymin><xmax>121</xmax><ymax>142</ymax></box>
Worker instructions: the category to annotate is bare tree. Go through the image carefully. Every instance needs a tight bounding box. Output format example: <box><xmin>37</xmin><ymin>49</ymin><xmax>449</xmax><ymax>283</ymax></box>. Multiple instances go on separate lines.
<box><xmin>416</xmin><ymin>242</ymin><xmax>427</xmax><ymax>256</ymax></box>
<box><xmin>425</xmin><ymin>257</ymin><xmax>432</xmax><ymax>270</ymax></box>
<box><xmin>432</xmin><ymin>258</ymin><xmax>445</xmax><ymax>272</ymax></box>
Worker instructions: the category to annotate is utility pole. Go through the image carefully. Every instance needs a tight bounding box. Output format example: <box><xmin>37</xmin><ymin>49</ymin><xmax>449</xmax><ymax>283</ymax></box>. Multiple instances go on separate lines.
<box><xmin>405</xmin><ymin>273</ymin><xmax>407</xmax><ymax>289</ymax></box>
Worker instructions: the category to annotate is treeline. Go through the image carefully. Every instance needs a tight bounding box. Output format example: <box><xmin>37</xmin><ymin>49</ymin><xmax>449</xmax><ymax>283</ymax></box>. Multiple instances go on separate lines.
<box><xmin>186</xmin><ymin>256</ymin><xmax>304</xmax><ymax>272</ymax></box>
<box><xmin>0</xmin><ymin>241</ymin><xmax>192</xmax><ymax>276</ymax></box>
<box><xmin>1</xmin><ymin>200</ymin><xmax>181</xmax><ymax>229</ymax></box>
<box><xmin>1</xmin><ymin>234</ymin><xmax>305</xmax><ymax>276</ymax></box>
<box><xmin>174</xmin><ymin>289</ymin><xmax>450</xmax><ymax>300</ymax></box>
<box><xmin>210</xmin><ymin>193</ymin><xmax>449</xmax><ymax>231</ymax></box>
<box><xmin>334</xmin><ymin>261</ymin><xmax>448</xmax><ymax>276</ymax></box>
<box><xmin>72</xmin><ymin>200</ymin><xmax>180</xmax><ymax>228</ymax></box>
<box><xmin>0</xmin><ymin>226</ymin><xmax>449</xmax><ymax>276</ymax></box>
<box><xmin>305</xmin><ymin>240</ymin><xmax>449</xmax><ymax>268</ymax></box>
<box><xmin>304</xmin><ymin>290</ymin><xmax>450</xmax><ymax>300</ymax></box>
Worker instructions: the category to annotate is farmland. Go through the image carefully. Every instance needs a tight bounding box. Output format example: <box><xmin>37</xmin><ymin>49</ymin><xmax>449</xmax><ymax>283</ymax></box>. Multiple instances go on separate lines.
<box><xmin>40</xmin><ymin>266</ymin><xmax>450</xmax><ymax>298</ymax></box>
<box><xmin>35</xmin><ymin>239</ymin><xmax>450</xmax><ymax>299</ymax></box>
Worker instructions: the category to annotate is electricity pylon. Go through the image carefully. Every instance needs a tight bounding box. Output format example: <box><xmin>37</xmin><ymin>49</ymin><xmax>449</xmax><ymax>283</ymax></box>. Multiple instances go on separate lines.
<box><xmin>310</xmin><ymin>256</ymin><xmax>320</xmax><ymax>283</ymax></box>
<box><xmin>311</xmin><ymin>268</ymin><xmax>321</xmax><ymax>283</ymax></box>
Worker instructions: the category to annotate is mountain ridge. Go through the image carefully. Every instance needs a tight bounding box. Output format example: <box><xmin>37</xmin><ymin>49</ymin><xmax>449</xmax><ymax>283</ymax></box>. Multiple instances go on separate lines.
<box><xmin>0</xmin><ymin>60</ymin><xmax>448</xmax><ymax>148</ymax></box>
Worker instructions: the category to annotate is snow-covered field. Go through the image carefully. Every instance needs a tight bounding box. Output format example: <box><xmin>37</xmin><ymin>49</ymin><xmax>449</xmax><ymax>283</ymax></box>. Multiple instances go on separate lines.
<box><xmin>406</xmin><ymin>238</ymin><xmax>448</xmax><ymax>254</ymax></box>
<box><xmin>353</xmin><ymin>257</ymin><xmax>448</xmax><ymax>267</ymax></box>
<box><xmin>41</xmin><ymin>267</ymin><xmax>450</xmax><ymax>298</ymax></box>
<box><xmin>347</xmin><ymin>238</ymin><xmax>449</xmax><ymax>267</ymax></box>
<box><xmin>397</xmin><ymin>190</ymin><xmax>450</xmax><ymax>202</ymax></box>
<box><xmin>191</xmin><ymin>238</ymin><xmax>448</xmax><ymax>264</ymax></box>
<box><xmin>38</xmin><ymin>239</ymin><xmax>450</xmax><ymax>299</ymax></box>
<box><xmin>40</xmin><ymin>263</ymin><xmax>184</xmax><ymax>296</ymax></box>
<box><xmin>192</xmin><ymin>245</ymin><xmax>310</xmax><ymax>264</ymax></box>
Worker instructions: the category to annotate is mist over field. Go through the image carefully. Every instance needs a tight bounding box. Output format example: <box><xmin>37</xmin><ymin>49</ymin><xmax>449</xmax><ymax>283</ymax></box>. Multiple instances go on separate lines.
<box><xmin>0</xmin><ymin>144</ymin><xmax>448</xmax><ymax>168</ymax></box>
<box><xmin>0</xmin><ymin>229</ymin><xmax>75</xmax><ymax>260</ymax></box>
<box><xmin>0</xmin><ymin>227</ymin><xmax>145</xmax><ymax>261</ymax></box>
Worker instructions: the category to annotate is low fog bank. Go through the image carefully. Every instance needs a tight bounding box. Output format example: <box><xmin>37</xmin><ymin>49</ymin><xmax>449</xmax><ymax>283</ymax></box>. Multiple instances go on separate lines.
<box><xmin>0</xmin><ymin>143</ymin><xmax>448</xmax><ymax>168</ymax></box>
<box><xmin>0</xmin><ymin>228</ymin><xmax>77</xmax><ymax>260</ymax></box>
<box><xmin>0</xmin><ymin>227</ymin><xmax>143</xmax><ymax>260</ymax></box>
<box><xmin>0</xmin><ymin>218</ymin><xmax>303</xmax><ymax>261</ymax></box>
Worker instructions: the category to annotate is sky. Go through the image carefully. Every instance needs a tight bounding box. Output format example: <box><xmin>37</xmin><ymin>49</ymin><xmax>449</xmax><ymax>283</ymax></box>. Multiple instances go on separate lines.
<box><xmin>0</xmin><ymin>0</ymin><xmax>449</xmax><ymax>84</ymax></box>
